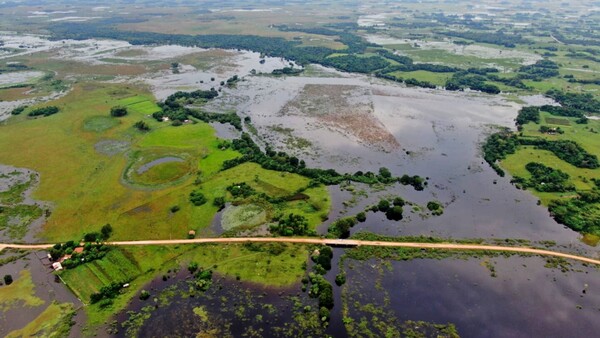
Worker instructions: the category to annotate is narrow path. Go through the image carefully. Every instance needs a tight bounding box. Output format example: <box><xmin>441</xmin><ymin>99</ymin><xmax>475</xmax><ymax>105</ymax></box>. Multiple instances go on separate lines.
<box><xmin>2</xmin><ymin>237</ymin><xmax>600</xmax><ymax>266</ymax></box>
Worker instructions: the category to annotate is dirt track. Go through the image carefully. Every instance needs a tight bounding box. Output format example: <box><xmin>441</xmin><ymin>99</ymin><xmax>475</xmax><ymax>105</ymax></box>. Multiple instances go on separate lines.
<box><xmin>1</xmin><ymin>237</ymin><xmax>600</xmax><ymax>266</ymax></box>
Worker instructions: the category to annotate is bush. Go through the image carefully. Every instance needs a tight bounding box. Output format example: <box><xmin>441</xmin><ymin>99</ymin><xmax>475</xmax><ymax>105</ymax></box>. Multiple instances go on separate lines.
<box><xmin>3</xmin><ymin>274</ymin><xmax>13</xmax><ymax>285</ymax></box>
<box><xmin>110</xmin><ymin>106</ymin><xmax>128</xmax><ymax>117</ymax></box>
<box><xmin>28</xmin><ymin>106</ymin><xmax>59</xmax><ymax>117</ymax></box>
<box><xmin>335</xmin><ymin>273</ymin><xmax>346</xmax><ymax>286</ymax></box>
<box><xmin>134</xmin><ymin>120</ymin><xmax>150</xmax><ymax>131</ymax></box>
<box><xmin>377</xmin><ymin>199</ymin><xmax>390</xmax><ymax>212</ymax></box>
<box><xmin>356</xmin><ymin>212</ymin><xmax>366</xmax><ymax>222</ymax></box>
<box><xmin>189</xmin><ymin>190</ymin><xmax>207</xmax><ymax>206</ymax></box>
<box><xmin>100</xmin><ymin>224</ymin><xmax>113</xmax><ymax>240</ymax></box>
<box><xmin>170</xmin><ymin>205</ymin><xmax>180</xmax><ymax>213</ymax></box>
<box><xmin>213</xmin><ymin>196</ymin><xmax>226</xmax><ymax>210</ymax></box>
<box><xmin>385</xmin><ymin>206</ymin><xmax>403</xmax><ymax>221</ymax></box>
<box><xmin>139</xmin><ymin>290</ymin><xmax>151</xmax><ymax>300</ymax></box>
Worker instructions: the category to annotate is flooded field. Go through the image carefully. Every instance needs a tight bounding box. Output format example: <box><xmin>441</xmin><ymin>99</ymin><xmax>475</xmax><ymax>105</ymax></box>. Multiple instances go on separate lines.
<box><xmin>0</xmin><ymin>165</ymin><xmax>50</xmax><ymax>242</ymax></box>
<box><xmin>0</xmin><ymin>31</ymin><xmax>598</xmax><ymax>336</ymax></box>
<box><xmin>200</xmin><ymin>70</ymin><xmax>593</xmax><ymax>254</ymax></box>
<box><xmin>341</xmin><ymin>256</ymin><xmax>600</xmax><ymax>337</ymax></box>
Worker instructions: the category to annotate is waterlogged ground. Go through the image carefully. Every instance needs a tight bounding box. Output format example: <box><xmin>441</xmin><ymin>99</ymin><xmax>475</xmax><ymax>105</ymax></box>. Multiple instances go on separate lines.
<box><xmin>201</xmin><ymin>69</ymin><xmax>595</xmax><ymax>255</ymax></box>
<box><xmin>341</xmin><ymin>256</ymin><xmax>600</xmax><ymax>337</ymax></box>
<box><xmin>0</xmin><ymin>33</ymin><xmax>598</xmax><ymax>336</ymax></box>
<box><xmin>114</xmin><ymin>269</ymin><xmax>325</xmax><ymax>338</ymax></box>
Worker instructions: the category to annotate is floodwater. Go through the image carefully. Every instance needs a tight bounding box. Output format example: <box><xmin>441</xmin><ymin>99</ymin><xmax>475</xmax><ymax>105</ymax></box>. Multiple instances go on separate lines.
<box><xmin>0</xmin><ymin>165</ymin><xmax>51</xmax><ymax>243</ymax></box>
<box><xmin>115</xmin><ymin>269</ymin><xmax>323</xmax><ymax>338</ymax></box>
<box><xmin>0</xmin><ymin>71</ymin><xmax>44</xmax><ymax>87</ymax></box>
<box><xmin>136</xmin><ymin>156</ymin><xmax>183</xmax><ymax>174</ymax></box>
<box><xmin>0</xmin><ymin>251</ymin><xmax>85</xmax><ymax>337</ymax></box>
<box><xmin>364</xmin><ymin>34</ymin><xmax>541</xmax><ymax>66</ymax></box>
<box><xmin>0</xmin><ymin>33</ymin><xmax>598</xmax><ymax>336</ymax></box>
<box><xmin>202</xmin><ymin>69</ymin><xmax>594</xmax><ymax>255</ymax></box>
<box><xmin>343</xmin><ymin>256</ymin><xmax>600</xmax><ymax>337</ymax></box>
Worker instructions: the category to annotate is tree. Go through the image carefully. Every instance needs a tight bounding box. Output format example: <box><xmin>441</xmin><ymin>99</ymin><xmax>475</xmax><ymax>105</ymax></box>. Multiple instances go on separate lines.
<box><xmin>271</xmin><ymin>213</ymin><xmax>309</xmax><ymax>236</ymax></box>
<box><xmin>188</xmin><ymin>262</ymin><xmax>199</xmax><ymax>274</ymax></box>
<box><xmin>100</xmin><ymin>224</ymin><xmax>113</xmax><ymax>240</ymax></box>
<box><xmin>385</xmin><ymin>206</ymin><xmax>403</xmax><ymax>221</ymax></box>
<box><xmin>377</xmin><ymin>199</ymin><xmax>390</xmax><ymax>212</ymax></box>
<box><xmin>110</xmin><ymin>106</ymin><xmax>128</xmax><ymax>117</ymax></box>
<box><xmin>3</xmin><ymin>274</ymin><xmax>13</xmax><ymax>285</ymax></box>
<box><xmin>213</xmin><ymin>196</ymin><xmax>226</xmax><ymax>210</ymax></box>
<box><xmin>356</xmin><ymin>212</ymin><xmax>366</xmax><ymax>222</ymax></box>
<box><xmin>378</xmin><ymin>167</ymin><xmax>391</xmax><ymax>179</ymax></box>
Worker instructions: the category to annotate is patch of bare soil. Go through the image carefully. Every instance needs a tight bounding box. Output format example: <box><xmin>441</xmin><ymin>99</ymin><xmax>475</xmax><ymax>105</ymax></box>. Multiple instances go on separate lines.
<box><xmin>281</xmin><ymin>84</ymin><xmax>399</xmax><ymax>152</ymax></box>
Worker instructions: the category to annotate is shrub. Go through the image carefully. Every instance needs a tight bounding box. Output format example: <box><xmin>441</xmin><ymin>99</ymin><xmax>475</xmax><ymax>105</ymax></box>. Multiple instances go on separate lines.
<box><xmin>110</xmin><ymin>106</ymin><xmax>128</xmax><ymax>117</ymax></box>
<box><xmin>189</xmin><ymin>190</ymin><xmax>207</xmax><ymax>206</ymax></box>
<box><xmin>3</xmin><ymin>274</ymin><xmax>13</xmax><ymax>285</ymax></box>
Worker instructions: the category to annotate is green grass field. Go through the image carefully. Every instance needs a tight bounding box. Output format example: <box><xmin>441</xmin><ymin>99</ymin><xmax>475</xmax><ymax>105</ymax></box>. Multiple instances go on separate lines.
<box><xmin>0</xmin><ymin>83</ymin><xmax>261</xmax><ymax>241</ymax></box>
<box><xmin>387</xmin><ymin>70</ymin><xmax>452</xmax><ymax>86</ymax></box>
<box><xmin>501</xmin><ymin>112</ymin><xmax>600</xmax><ymax>205</ymax></box>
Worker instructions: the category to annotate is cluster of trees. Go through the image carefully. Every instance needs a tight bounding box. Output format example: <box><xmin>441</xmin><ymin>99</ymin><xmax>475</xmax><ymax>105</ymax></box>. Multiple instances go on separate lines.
<box><xmin>482</xmin><ymin>130</ymin><xmax>520</xmax><ymax>176</ymax></box>
<box><xmin>516</xmin><ymin>106</ymin><xmax>541</xmax><ymax>125</ymax></box>
<box><xmin>270</xmin><ymin>213</ymin><xmax>311</xmax><ymax>236</ymax></box>
<box><xmin>134</xmin><ymin>120</ymin><xmax>150</xmax><ymax>131</ymax></box>
<box><xmin>518</xmin><ymin>60</ymin><xmax>559</xmax><ymax>80</ymax></box>
<box><xmin>187</xmin><ymin>263</ymin><xmax>213</xmax><ymax>291</ymax></box>
<box><xmin>311</xmin><ymin>246</ymin><xmax>333</xmax><ymax>271</ymax></box>
<box><xmin>321</xmin><ymin>55</ymin><xmax>389</xmax><ymax>74</ymax></box>
<box><xmin>151</xmin><ymin>89</ymin><xmax>243</xmax><ymax>130</ymax></box>
<box><xmin>49</xmin><ymin>21</ymin><xmax>376</xmax><ymax>67</ymax></box>
<box><xmin>539</xmin><ymin>125</ymin><xmax>564</xmax><ymax>134</ymax></box>
<box><xmin>61</xmin><ymin>243</ymin><xmax>110</xmax><ymax>269</ymax></box>
<box><xmin>519</xmin><ymin>138</ymin><xmax>599</xmax><ymax>169</ymax></box>
<box><xmin>366</xmin><ymin>197</ymin><xmax>406</xmax><ymax>220</ymax></box>
<box><xmin>426</xmin><ymin>201</ymin><xmax>444</xmax><ymax>216</ymax></box>
<box><xmin>549</xmin><ymin>198</ymin><xmax>600</xmax><ymax>236</ymax></box>
<box><xmin>226</xmin><ymin>182</ymin><xmax>256</xmax><ymax>198</ymax></box>
<box><xmin>110</xmin><ymin>106</ymin><xmax>128</xmax><ymax>117</ymax></box>
<box><xmin>28</xmin><ymin>106</ymin><xmax>59</xmax><ymax>117</ymax></box>
<box><xmin>223</xmin><ymin>133</ymin><xmax>422</xmax><ymax>188</ymax></box>
<box><xmin>10</xmin><ymin>106</ymin><xmax>26</xmax><ymax>115</ymax></box>
<box><xmin>511</xmin><ymin>162</ymin><xmax>574</xmax><ymax>192</ymax></box>
<box><xmin>375</xmin><ymin>73</ymin><xmax>437</xmax><ymax>89</ymax></box>
<box><xmin>546</xmin><ymin>89</ymin><xmax>600</xmax><ymax>115</ymax></box>
<box><xmin>307</xmin><ymin>272</ymin><xmax>334</xmax><ymax>310</ymax></box>
<box><xmin>483</xmin><ymin>130</ymin><xmax>598</xmax><ymax>175</ymax></box>
<box><xmin>271</xmin><ymin>67</ymin><xmax>303</xmax><ymax>75</ymax></box>
<box><xmin>327</xmin><ymin>216</ymin><xmax>357</xmax><ymax>238</ymax></box>
<box><xmin>445</xmin><ymin>72</ymin><xmax>501</xmax><ymax>94</ymax></box>
<box><xmin>90</xmin><ymin>281</ymin><xmax>129</xmax><ymax>307</ymax></box>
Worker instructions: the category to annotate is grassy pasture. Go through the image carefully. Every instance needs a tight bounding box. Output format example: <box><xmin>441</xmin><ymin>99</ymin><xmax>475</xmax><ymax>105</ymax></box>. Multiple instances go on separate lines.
<box><xmin>0</xmin><ymin>83</ymin><xmax>232</xmax><ymax>241</ymax></box>
<box><xmin>501</xmin><ymin>112</ymin><xmax>600</xmax><ymax>205</ymax></box>
<box><xmin>387</xmin><ymin>70</ymin><xmax>452</xmax><ymax>86</ymax></box>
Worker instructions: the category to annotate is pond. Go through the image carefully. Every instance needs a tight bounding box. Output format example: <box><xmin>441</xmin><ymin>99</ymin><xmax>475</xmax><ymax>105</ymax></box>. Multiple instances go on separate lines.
<box><xmin>136</xmin><ymin>157</ymin><xmax>184</xmax><ymax>175</ymax></box>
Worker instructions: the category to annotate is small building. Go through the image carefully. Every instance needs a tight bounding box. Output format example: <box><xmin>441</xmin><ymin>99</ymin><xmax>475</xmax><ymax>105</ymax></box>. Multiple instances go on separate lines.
<box><xmin>52</xmin><ymin>262</ymin><xmax>63</xmax><ymax>271</ymax></box>
<box><xmin>73</xmin><ymin>247</ymin><xmax>84</xmax><ymax>254</ymax></box>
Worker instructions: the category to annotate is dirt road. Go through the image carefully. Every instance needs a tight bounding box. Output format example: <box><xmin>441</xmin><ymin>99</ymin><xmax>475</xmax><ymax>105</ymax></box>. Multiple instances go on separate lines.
<box><xmin>1</xmin><ymin>237</ymin><xmax>600</xmax><ymax>265</ymax></box>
